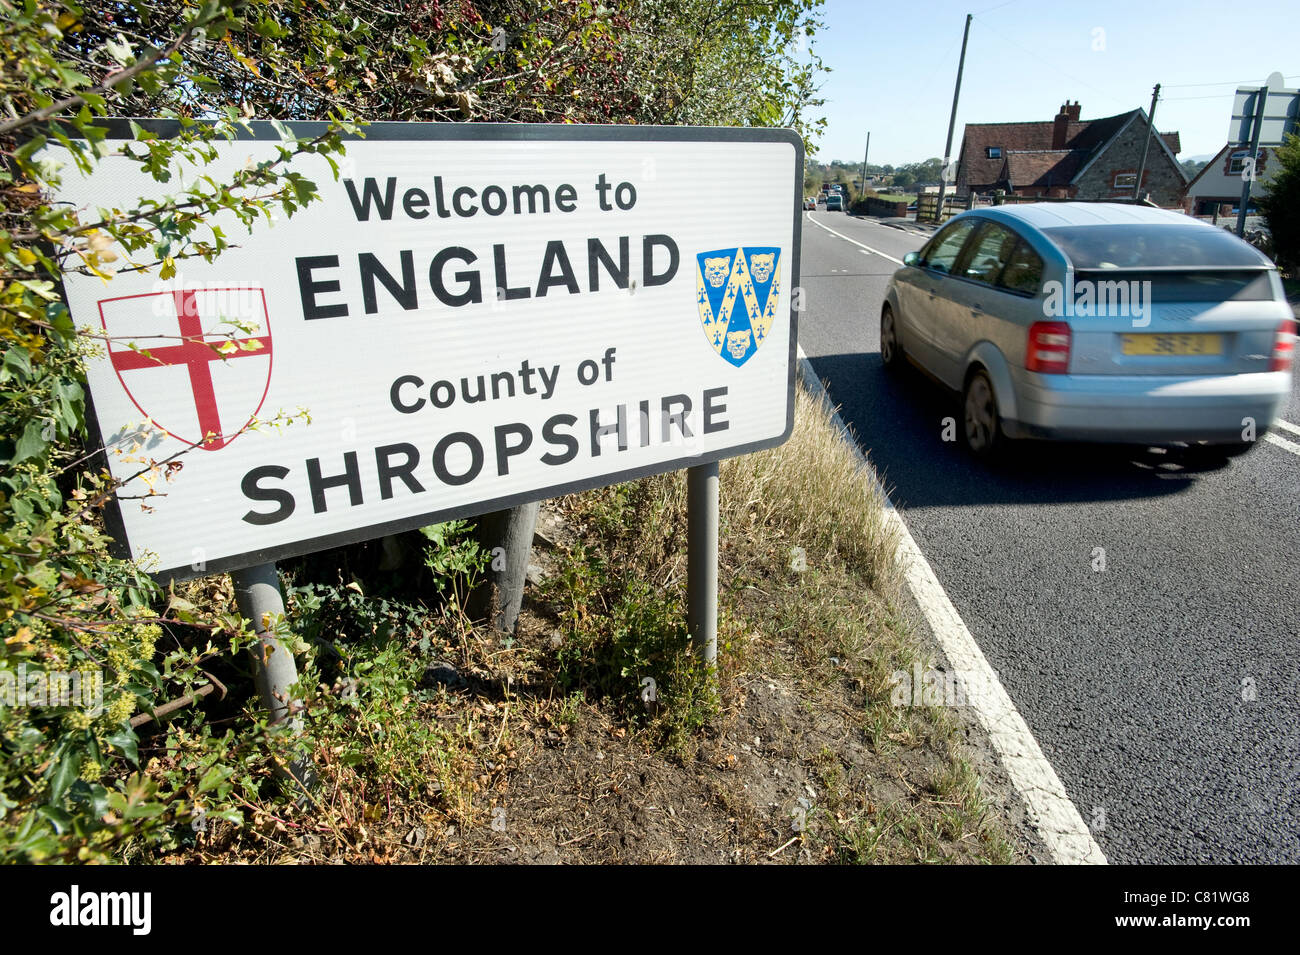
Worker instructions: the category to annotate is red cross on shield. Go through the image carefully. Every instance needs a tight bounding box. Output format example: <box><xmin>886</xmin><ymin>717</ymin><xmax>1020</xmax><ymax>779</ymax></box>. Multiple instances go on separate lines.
<box><xmin>97</xmin><ymin>287</ymin><xmax>274</xmax><ymax>450</ymax></box>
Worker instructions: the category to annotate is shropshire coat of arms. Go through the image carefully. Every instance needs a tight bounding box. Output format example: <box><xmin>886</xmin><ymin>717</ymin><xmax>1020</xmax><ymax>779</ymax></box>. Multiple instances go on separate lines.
<box><xmin>695</xmin><ymin>247</ymin><xmax>781</xmax><ymax>367</ymax></box>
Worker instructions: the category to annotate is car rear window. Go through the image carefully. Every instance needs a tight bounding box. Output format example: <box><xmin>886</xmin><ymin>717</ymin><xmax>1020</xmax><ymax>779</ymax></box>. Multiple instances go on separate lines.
<box><xmin>1073</xmin><ymin>270</ymin><xmax>1275</xmax><ymax>302</ymax></box>
<box><xmin>1042</xmin><ymin>224</ymin><xmax>1271</xmax><ymax>269</ymax></box>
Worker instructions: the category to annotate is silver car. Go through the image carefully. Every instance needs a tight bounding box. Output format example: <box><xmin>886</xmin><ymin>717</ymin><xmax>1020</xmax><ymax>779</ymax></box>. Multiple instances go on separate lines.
<box><xmin>882</xmin><ymin>202</ymin><xmax>1295</xmax><ymax>458</ymax></box>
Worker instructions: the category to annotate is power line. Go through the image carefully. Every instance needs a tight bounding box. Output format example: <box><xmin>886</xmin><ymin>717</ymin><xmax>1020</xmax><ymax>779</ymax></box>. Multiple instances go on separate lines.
<box><xmin>969</xmin><ymin>16</ymin><xmax>1127</xmax><ymax>109</ymax></box>
<box><xmin>1164</xmin><ymin>74</ymin><xmax>1297</xmax><ymax>89</ymax></box>
<box><xmin>1162</xmin><ymin>93</ymin><xmax>1242</xmax><ymax>101</ymax></box>
<box><xmin>972</xmin><ymin>0</ymin><xmax>1018</xmax><ymax>15</ymax></box>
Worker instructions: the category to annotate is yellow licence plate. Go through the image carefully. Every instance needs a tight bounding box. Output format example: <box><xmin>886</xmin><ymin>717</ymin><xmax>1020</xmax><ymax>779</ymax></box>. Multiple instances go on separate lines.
<box><xmin>1120</xmin><ymin>333</ymin><xmax>1223</xmax><ymax>356</ymax></box>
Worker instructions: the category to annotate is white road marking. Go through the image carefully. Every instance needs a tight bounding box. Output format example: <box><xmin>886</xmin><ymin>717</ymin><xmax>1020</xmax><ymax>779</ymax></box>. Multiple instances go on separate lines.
<box><xmin>795</xmin><ymin>344</ymin><xmax>1107</xmax><ymax>865</ymax></box>
<box><xmin>804</xmin><ymin>212</ymin><xmax>906</xmax><ymax>265</ymax></box>
<box><xmin>1272</xmin><ymin>418</ymin><xmax>1300</xmax><ymax>437</ymax></box>
<box><xmin>1265</xmin><ymin>431</ymin><xmax>1300</xmax><ymax>456</ymax></box>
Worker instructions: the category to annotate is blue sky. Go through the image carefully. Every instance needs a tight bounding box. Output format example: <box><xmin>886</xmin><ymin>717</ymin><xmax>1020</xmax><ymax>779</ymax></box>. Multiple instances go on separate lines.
<box><xmin>804</xmin><ymin>0</ymin><xmax>1297</xmax><ymax>165</ymax></box>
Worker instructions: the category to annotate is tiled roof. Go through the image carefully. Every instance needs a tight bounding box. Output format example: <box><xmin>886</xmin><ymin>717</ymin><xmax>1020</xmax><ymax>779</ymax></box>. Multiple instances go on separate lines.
<box><xmin>959</xmin><ymin>108</ymin><xmax>1181</xmax><ymax>191</ymax></box>
<box><xmin>1004</xmin><ymin>149</ymin><xmax>1081</xmax><ymax>187</ymax></box>
<box><xmin>961</xmin><ymin>121</ymin><xmax>1069</xmax><ymax>188</ymax></box>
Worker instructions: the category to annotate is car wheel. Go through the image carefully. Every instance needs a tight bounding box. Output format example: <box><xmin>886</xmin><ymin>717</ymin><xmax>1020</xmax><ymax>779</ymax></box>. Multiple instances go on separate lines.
<box><xmin>962</xmin><ymin>369</ymin><xmax>1003</xmax><ymax>459</ymax></box>
<box><xmin>880</xmin><ymin>306</ymin><xmax>903</xmax><ymax>371</ymax></box>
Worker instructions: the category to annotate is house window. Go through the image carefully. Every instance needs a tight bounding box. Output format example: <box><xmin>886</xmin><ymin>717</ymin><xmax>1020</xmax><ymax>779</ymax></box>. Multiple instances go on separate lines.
<box><xmin>1113</xmin><ymin>172</ymin><xmax>1137</xmax><ymax>189</ymax></box>
<box><xmin>986</xmin><ymin>147</ymin><xmax>1002</xmax><ymax>159</ymax></box>
<box><xmin>1227</xmin><ymin>150</ymin><xmax>1262</xmax><ymax>174</ymax></box>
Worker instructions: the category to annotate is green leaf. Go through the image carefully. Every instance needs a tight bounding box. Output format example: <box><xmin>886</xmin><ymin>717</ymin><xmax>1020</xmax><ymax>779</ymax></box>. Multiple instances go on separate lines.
<box><xmin>12</xmin><ymin>419</ymin><xmax>47</xmax><ymax>464</ymax></box>
<box><xmin>3</xmin><ymin>347</ymin><xmax>32</xmax><ymax>379</ymax></box>
<box><xmin>47</xmin><ymin>748</ymin><xmax>79</xmax><ymax>803</ymax></box>
<box><xmin>198</xmin><ymin>764</ymin><xmax>233</xmax><ymax>794</ymax></box>
<box><xmin>14</xmin><ymin>134</ymin><xmax>47</xmax><ymax>163</ymax></box>
<box><xmin>106</xmin><ymin>727</ymin><xmax>140</xmax><ymax>766</ymax></box>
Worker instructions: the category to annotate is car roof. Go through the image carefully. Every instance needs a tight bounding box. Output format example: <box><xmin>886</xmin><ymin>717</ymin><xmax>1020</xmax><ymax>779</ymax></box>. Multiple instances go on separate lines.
<box><xmin>953</xmin><ymin>201</ymin><xmax>1275</xmax><ymax>270</ymax></box>
<box><xmin>971</xmin><ymin>201</ymin><xmax>1210</xmax><ymax>231</ymax></box>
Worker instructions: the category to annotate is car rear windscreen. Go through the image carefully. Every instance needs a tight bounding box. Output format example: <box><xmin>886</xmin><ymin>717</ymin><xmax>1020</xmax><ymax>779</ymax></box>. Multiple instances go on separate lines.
<box><xmin>1042</xmin><ymin>224</ymin><xmax>1271</xmax><ymax>270</ymax></box>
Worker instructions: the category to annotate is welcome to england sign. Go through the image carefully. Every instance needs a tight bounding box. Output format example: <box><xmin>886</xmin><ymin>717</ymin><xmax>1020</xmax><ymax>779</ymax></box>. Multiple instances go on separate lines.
<box><xmin>53</xmin><ymin>122</ymin><xmax>803</xmax><ymax>580</ymax></box>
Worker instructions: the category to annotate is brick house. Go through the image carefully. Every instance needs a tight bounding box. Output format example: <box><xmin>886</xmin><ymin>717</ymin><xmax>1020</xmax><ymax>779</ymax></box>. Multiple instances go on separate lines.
<box><xmin>955</xmin><ymin>101</ymin><xmax>1188</xmax><ymax>206</ymax></box>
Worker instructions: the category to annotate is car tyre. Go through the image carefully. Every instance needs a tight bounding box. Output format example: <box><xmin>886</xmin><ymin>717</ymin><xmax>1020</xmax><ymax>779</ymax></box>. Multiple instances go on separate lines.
<box><xmin>880</xmin><ymin>306</ymin><xmax>904</xmax><ymax>372</ymax></box>
<box><xmin>962</xmin><ymin>369</ymin><xmax>1004</xmax><ymax>460</ymax></box>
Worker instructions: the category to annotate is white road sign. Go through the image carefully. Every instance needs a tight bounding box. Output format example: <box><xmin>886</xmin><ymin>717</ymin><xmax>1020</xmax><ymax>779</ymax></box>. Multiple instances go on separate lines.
<box><xmin>53</xmin><ymin>122</ymin><xmax>803</xmax><ymax>580</ymax></box>
<box><xmin>1229</xmin><ymin>86</ymin><xmax>1299</xmax><ymax>145</ymax></box>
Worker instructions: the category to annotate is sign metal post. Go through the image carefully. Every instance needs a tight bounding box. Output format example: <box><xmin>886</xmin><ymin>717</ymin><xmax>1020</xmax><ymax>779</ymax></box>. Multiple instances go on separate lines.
<box><xmin>231</xmin><ymin>562</ymin><xmax>298</xmax><ymax>724</ymax></box>
<box><xmin>468</xmin><ymin>500</ymin><xmax>541</xmax><ymax>633</ymax></box>
<box><xmin>686</xmin><ymin>461</ymin><xmax>719</xmax><ymax>665</ymax></box>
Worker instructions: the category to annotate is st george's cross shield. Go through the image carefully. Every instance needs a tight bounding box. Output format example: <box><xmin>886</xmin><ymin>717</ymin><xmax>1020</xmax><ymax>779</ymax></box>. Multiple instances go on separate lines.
<box><xmin>95</xmin><ymin>287</ymin><xmax>274</xmax><ymax>450</ymax></box>
<box><xmin>695</xmin><ymin>246</ymin><xmax>782</xmax><ymax>367</ymax></box>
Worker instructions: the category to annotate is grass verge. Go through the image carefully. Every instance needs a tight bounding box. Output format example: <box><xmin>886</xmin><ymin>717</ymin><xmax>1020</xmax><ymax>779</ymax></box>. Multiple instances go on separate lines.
<box><xmin>148</xmin><ymin>385</ymin><xmax>1026</xmax><ymax>864</ymax></box>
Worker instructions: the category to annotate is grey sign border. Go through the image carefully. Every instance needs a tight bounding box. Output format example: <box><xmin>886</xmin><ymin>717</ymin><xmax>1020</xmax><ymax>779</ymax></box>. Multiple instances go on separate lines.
<box><xmin>72</xmin><ymin>120</ymin><xmax>803</xmax><ymax>582</ymax></box>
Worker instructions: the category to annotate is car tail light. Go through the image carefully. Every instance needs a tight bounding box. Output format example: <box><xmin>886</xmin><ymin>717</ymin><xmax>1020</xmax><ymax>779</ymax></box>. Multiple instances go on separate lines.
<box><xmin>1026</xmin><ymin>321</ymin><xmax>1071</xmax><ymax>374</ymax></box>
<box><xmin>1269</xmin><ymin>319</ymin><xmax>1296</xmax><ymax>372</ymax></box>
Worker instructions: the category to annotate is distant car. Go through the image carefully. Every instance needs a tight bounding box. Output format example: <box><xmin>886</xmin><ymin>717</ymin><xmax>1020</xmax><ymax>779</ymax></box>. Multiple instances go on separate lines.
<box><xmin>907</xmin><ymin>202</ymin><xmax>917</xmax><ymax>213</ymax></box>
<box><xmin>804</xmin><ymin>197</ymin><xmax>817</xmax><ymax>210</ymax></box>
<box><xmin>825</xmin><ymin>194</ymin><xmax>843</xmax><ymax>212</ymax></box>
<box><xmin>817</xmin><ymin>195</ymin><xmax>826</xmax><ymax>204</ymax></box>
<box><xmin>881</xmin><ymin>202</ymin><xmax>1295</xmax><ymax>459</ymax></box>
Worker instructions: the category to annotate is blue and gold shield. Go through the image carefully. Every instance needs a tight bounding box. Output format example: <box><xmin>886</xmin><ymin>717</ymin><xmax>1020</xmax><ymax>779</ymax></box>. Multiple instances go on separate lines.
<box><xmin>696</xmin><ymin>246</ymin><xmax>781</xmax><ymax>367</ymax></box>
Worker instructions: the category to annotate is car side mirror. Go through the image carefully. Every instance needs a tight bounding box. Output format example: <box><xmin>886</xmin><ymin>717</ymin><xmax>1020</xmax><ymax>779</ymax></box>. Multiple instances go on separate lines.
<box><xmin>903</xmin><ymin>251</ymin><xmax>920</xmax><ymax>267</ymax></box>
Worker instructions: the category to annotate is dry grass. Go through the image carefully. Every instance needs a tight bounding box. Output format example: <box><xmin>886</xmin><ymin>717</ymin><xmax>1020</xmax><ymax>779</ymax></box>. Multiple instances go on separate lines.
<box><xmin>158</xmin><ymin>383</ymin><xmax>1022</xmax><ymax>865</ymax></box>
<box><xmin>721</xmin><ymin>388</ymin><xmax>900</xmax><ymax>585</ymax></box>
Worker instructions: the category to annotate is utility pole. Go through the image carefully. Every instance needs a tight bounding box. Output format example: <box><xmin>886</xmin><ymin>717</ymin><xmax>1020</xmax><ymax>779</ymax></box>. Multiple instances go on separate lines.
<box><xmin>859</xmin><ymin>131</ymin><xmax>870</xmax><ymax>196</ymax></box>
<box><xmin>935</xmin><ymin>13</ymin><xmax>972</xmax><ymax>223</ymax></box>
<box><xmin>1236</xmin><ymin>85</ymin><xmax>1268</xmax><ymax>237</ymax></box>
<box><xmin>1132</xmin><ymin>83</ymin><xmax>1160</xmax><ymax>204</ymax></box>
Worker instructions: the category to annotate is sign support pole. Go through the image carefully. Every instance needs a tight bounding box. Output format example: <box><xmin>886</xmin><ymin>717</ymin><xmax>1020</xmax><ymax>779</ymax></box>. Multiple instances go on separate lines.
<box><xmin>687</xmin><ymin>462</ymin><xmax>719</xmax><ymax>666</ymax></box>
<box><xmin>468</xmin><ymin>501</ymin><xmax>540</xmax><ymax>633</ymax></box>
<box><xmin>232</xmin><ymin>563</ymin><xmax>315</xmax><ymax>788</ymax></box>
<box><xmin>232</xmin><ymin>563</ymin><xmax>299</xmax><ymax>725</ymax></box>
<box><xmin>1236</xmin><ymin>85</ymin><xmax>1268</xmax><ymax>238</ymax></box>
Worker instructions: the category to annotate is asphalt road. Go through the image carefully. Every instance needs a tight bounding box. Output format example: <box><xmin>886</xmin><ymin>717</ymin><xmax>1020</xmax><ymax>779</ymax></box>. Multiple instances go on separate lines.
<box><xmin>798</xmin><ymin>209</ymin><xmax>1300</xmax><ymax>864</ymax></box>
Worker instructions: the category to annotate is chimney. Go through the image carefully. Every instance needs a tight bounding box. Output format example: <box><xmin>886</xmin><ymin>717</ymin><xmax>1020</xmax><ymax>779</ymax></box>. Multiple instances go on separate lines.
<box><xmin>1052</xmin><ymin>101</ymin><xmax>1082</xmax><ymax>149</ymax></box>
<box><xmin>1053</xmin><ymin>103</ymin><xmax>1070</xmax><ymax>149</ymax></box>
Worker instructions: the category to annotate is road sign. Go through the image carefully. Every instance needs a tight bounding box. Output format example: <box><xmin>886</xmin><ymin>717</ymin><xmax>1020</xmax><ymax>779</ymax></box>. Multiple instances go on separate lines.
<box><xmin>52</xmin><ymin>122</ymin><xmax>803</xmax><ymax>580</ymax></box>
<box><xmin>1229</xmin><ymin>86</ymin><xmax>1298</xmax><ymax>145</ymax></box>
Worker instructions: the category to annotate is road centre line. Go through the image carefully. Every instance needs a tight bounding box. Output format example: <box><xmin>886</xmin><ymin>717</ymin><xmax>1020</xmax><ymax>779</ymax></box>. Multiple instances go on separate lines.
<box><xmin>804</xmin><ymin>212</ymin><xmax>906</xmax><ymax>265</ymax></box>
<box><xmin>794</xmin><ymin>344</ymin><xmax>1107</xmax><ymax>865</ymax></box>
